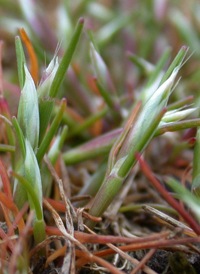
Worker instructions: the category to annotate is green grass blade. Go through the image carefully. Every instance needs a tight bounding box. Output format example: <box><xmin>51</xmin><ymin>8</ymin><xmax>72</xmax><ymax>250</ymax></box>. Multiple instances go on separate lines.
<box><xmin>15</xmin><ymin>36</ymin><xmax>26</xmax><ymax>89</ymax></box>
<box><xmin>11</xmin><ymin>172</ymin><xmax>43</xmax><ymax>221</ymax></box>
<box><xmin>118</xmin><ymin>108</ymin><xmax>167</xmax><ymax>178</ymax></box>
<box><xmin>12</xmin><ymin>116</ymin><xmax>26</xmax><ymax>159</ymax></box>
<box><xmin>11</xmin><ymin>171</ymin><xmax>46</xmax><ymax>252</ymax></box>
<box><xmin>38</xmin><ymin>99</ymin><xmax>54</xmax><ymax>145</ymax></box>
<box><xmin>155</xmin><ymin>118</ymin><xmax>200</xmax><ymax>136</ymax></box>
<box><xmin>145</xmin><ymin>48</ymin><xmax>171</xmax><ymax>88</ymax></box>
<box><xmin>63</xmin><ymin>128</ymin><xmax>122</xmax><ymax>165</ymax></box>
<box><xmin>49</xmin><ymin>18</ymin><xmax>84</xmax><ymax>98</ymax></box>
<box><xmin>192</xmin><ymin>125</ymin><xmax>200</xmax><ymax>197</ymax></box>
<box><xmin>0</xmin><ymin>144</ymin><xmax>15</xmax><ymax>152</ymax></box>
<box><xmin>37</xmin><ymin>99</ymin><xmax>66</xmax><ymax>163</ymax></box>
<box><xmin>159</xmin><ymin>46</ymin><xmax>188</xmax><ymax>85</ymax></box>
<box><xmin>167</xmin><ymin>177</ymin><xmax>200</xmax><ymax>220</ymax></box>
<box><xmin>65</xmin><ymin>106</ymin><xmax>109</xmax><ymax>140</ymax></box>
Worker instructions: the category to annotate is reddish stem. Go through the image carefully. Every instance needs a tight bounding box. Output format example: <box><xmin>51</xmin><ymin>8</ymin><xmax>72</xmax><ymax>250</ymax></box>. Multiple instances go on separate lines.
<box><xmin>76</xmin><ymin>235</ymin><xmax>200</xmax><ymax>268</ymax></box>
<box><xmin>135</xmin><ymin>152</ymin><xmax>200</xmax><ymax>235</ymax></box>
<box><xmin>0</xmin><ymin>158</ymin><xmax>12</xmax><ymax>199</ymax></box>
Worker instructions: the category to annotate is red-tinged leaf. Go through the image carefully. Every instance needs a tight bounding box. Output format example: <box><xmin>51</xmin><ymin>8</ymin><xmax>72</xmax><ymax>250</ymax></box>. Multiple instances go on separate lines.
<box><xmin>76</xmin><ymin>249</ymin><xmax>125</xmax><ymax>274</ymax></box>
<box><xmin>135</xmin><ymin>152</ymin><xmax>200</xmax><ymax>235</ymax></box>
<box><xmin>188</xmin><ymin>137</ymin><xmax>196</xmax><ymax>146</ymax></box>
<box><xmin>76</xmin><ymin>236</ymin><xmax>200</xmax><ymax>269</ymax></box>
<box><xmin>0</xmin><ymin>191</ymin><xmax>25</xmax><ymax>232</ymax></box>
<box><xmin>1</xmin><ymin>205</ymin><xmax>13</xmax><ymax>235</ymax></box>
<box><xmin>19</xmin><ymin>28</ymin><xmax>39</xmax><ymax>85</ymax></box>
<box><xmin>0</xmin><ymin>158</ymin><xmax>12</xmax><ymax>199</ymax></box>
<box><xmin>0</xmin><ymin>40</ymin><xmax>3</xmax><ymax>95</ymax></box>
<box><xmin>41</xmin><ymin>225</ymin><xmax>169</xmax><ymax>245</ymax></box>
<box><xmin>0</xmin><ymin>226</ymin><xmax>15</xmax><ymax>252</ymax></box>
<box><xmin>0</xmin><ymin>97</ymin><xmax>11</xmax><ymax>119</ymax></box>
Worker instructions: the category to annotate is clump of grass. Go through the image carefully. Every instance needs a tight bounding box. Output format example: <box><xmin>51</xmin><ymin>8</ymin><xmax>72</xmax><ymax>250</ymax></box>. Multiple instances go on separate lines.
<box><xmin>1</xmin><ymin>1</ymin><xmax>200</xmax><ymax>273</ymax></box>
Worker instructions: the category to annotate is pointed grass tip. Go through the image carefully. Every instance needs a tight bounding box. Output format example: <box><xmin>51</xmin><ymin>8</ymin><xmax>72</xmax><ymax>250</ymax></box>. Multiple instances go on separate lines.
<box><xmin>61</xmin><ymin>98</ymin><xmax>67</xmax><ymax>104</ymax></box>
<box><xmin>79</xmin><ymin>18</ymin><xmax>84</xmax><ymax>24</ymax></box>
<box><xmin>181</xmin><ymin>45</ymin><xmax>188</xmax><ymax>51</ymax></box>
<box><xmin>188</xmin><ymin>137</ymin><xmax>196</xmax><ymax>146</ymax></box>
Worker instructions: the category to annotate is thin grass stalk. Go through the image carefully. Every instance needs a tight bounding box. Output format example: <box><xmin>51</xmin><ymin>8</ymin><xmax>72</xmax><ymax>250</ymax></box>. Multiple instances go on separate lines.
<box><xmin>94</xmin><ymin>78</ymin><xmax>114</xmax><ymax>109</ymax></box>
<box><xmin>49</xmin><ymin>18</ymin><xmax>84</xmax><ymax>98</ymax></box>
<box><xmin>63</xmin><ymin>128</ymin><xmax>122</xmax><ymax>164</ymax></box>
<box><xmin>36</xmin><ymin>98</ymin><xmax>66</xmax><ymax>163</ymax></box>
<box><xmin>73</xmin><ymin>162</ymin><xmax>107</xmax><ymax>208</ymax></box>
<box><xmin>145</xmin><ymin>48</ymin><xmax>171</xmax><ymax>89</ymax></box>
<box><xmin>0</xmin><ymin>158</ymin><xmax>12</xmax><ymax>199</ymax></box>
<box><xmin>38</xmin><ymin>99</ymin><xmax>54</xmax><ymax>145</ymax></box>
<box><xmin>166</xmin><ymin>177</ymin><xmax>200</xmax><ymax>221</ymax></box>
<box><xmin>15</xmin><ymin>36</ymin><xmax>26</xmax><ymax>89</ymax></box>
<box><xmin>136</xmin><ymin>154</ymin><xmax>200</xmax><ymax>235</ymax></box>
<box><xmin>65</xmin><ymin>106</ymin><xmax>109</xmax><ymax>140</ymax></box>
<box><xmin>167</xmin><ymin>95</ymin><xmax>194</xmax><ymax>111</ymax></box>
<box><xmin>0</xmin><ymin>144</ymin><xmax>15</xmax><ymax>152</ymax></box>
<box><xmin>76</xmin><ymin>236</ymin><xmax>200</xmax><ymax>268</ymax></box>
<box><xmin>159</xmin><ymin>46</ymin><xmax>188</xmax><ymax>85</ymax></box>
<box><xmin>155</xmin><ymin>118</ymin><xmax>200</xmax><ymax>136</ymax></box>
<box><xmin>127</xmin><ymin>51</ymin><xmax>155</xmax><ymax>75</ymax></box>
<box><xmin>192</xmin><ymin>107</ymin><xmax>200</xmax><ymax>197</ymax></box>
<box><xmin>97</xmin><ymin>12</ymin><xmax>135</xmax><ymax>47</ymax></box>
<box><xmin>119</xmin><ymin>203</ymin><xmax>177</xmax><ymax>215</ymax></box>
<box><xmin>12</xmin><ymin>117</ymin><xmax>26</xmax><ymax>159</ymax></box>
